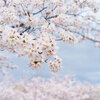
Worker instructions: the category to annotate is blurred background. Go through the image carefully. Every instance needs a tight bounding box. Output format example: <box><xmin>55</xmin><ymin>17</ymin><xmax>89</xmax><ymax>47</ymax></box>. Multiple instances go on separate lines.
<box><xmin>0</xmin><ymin>0</ymin><xmax>100</xmax><ymax>85</ymax></box>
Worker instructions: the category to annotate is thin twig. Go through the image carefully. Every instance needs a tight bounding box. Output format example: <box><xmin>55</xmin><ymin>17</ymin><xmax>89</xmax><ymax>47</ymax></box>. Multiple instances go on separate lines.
<box><xmin>20</xmin><ymin>26</ymin><xmax>31</xmax><ymax>35</ymax></box>
<box><xmin>33</xmin><ymin>7</ymin><xmax>47</xmax><ymax>15</ymax></box>
<box><xmin>45</xmin><ymin>15</ymin><xmax>58</xmax><ymax>20</ymax></box>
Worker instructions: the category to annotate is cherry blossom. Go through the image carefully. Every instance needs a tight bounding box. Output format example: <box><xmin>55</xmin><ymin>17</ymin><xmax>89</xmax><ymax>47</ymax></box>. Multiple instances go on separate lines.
<box><xmin>0</xmin><ymin>75</ymin><xmax>100</xmax><ymax>100</ymax></box>
<box><xmin>0</xmin><ymin>0</ymin><xmax>100</xmax><ymax>72</ymax></box>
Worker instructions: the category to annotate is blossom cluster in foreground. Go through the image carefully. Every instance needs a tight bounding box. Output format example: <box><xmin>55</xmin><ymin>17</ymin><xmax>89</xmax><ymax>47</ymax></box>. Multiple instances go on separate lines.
<box><xmin>0</xmin><ymin>75</ymin><xmax>100</xmax><ymax>100</ymax></box>
<box><xmin>0</xmin><ymin>0</ymin><xmax>100</xmax><ymax>72</ymax></box>
<box><xmin>0</xmin><ymin>26</ymin><xmax>60</xmax><ymax>72</ymax></box>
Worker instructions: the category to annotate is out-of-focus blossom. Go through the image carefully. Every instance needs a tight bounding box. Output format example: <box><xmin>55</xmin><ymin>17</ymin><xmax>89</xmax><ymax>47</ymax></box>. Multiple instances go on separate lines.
<box><xmin>0</xmin><ymin>75</ymin><xmax>100</xmax><ymax>100</ymax></box>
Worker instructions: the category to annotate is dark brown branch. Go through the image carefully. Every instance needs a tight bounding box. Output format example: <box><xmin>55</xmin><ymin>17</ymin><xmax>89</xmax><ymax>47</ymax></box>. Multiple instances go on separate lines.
<box><xmin>51</xmin><ymin>6</ymin><xmax>57</xmax><ymax>12</ymax></box>
<box><xmin>44</xmin><ymin>59</ymin><xmax>48</xmax><ymax>63</ymax></box>
<box><xmin>45</xmin><ymin>15</ymin><xmax>58</xmax><ymax>20</ymax></box>
<box><xmin>33</xmin><ymin>7</ymin><xmax>47</xmax><ymax>15</ymax></box>
<box><xmin>20</xmin><ymin>26</ymin><xmax>31</xmax><ymax>35</ymax></box>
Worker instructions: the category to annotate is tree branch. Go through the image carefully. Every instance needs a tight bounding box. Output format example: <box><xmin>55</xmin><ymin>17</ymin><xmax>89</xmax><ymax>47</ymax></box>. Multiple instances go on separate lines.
<box><xmin>59</xmin><ymin>26</ymin><xmax>100</xmax><ymax>43</ymax></box>
<box><xmin>33</xmin><ymin>7</ymin><xmax>47</xmax><ymax>15</ymax></box>
<box><xmin>20</xmin><ymin>26</ymin><xmax>31</xmax><ymax>35</ymax></box>
<box><xmin>45</xmin><ymin>15</ymin><xmax>58</xmax><ymax>20</ymax></box>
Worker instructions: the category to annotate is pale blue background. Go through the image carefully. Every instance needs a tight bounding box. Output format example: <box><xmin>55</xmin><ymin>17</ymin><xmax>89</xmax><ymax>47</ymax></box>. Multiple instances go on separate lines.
<box><xmin>1</xmin><ymin>40</ymin><xmax>100</xmax><ymax>84</ymax></box>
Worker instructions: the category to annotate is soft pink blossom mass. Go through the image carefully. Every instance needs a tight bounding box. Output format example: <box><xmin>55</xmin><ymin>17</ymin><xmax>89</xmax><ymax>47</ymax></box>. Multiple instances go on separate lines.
<box><xmin>0</xmin><ymin>0</ymin><xmax>100</xmax><ymax>99</ymax></box>
<box><xmin>0</xmin><ymin>0</ymin><xmax>100</xmax><ymax>72</ymax></box>
<box><xmin>0</xmin><ymin>75</ymin><xmax>100</xmax><ymax>100</ymax></box>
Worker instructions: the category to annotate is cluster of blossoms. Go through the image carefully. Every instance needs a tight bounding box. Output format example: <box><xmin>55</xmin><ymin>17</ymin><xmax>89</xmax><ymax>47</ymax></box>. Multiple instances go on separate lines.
<box><xmin>59</xmin><ymin>29</ymin><xmax>77</xmax><ymax>44</ymax></box>
<box><xmin>0</xmin><ymin>0</ymin><xmax>100</xmax><ymax>72</ymax></box>
<box><xmin>48</xmin><ymin>56</ymin><xmax>62</xmax><ymax>72</ymax></box>
<box><xmin>0</xmin><ymin>75</ymin><xmax>100</xmax><ymax>100</ymax></box>
<box><xmin>0</xmin><ymin>1</ymin><xmax>99</xmax><ymax>99</ymax></box>
<box><xmin>0</xmin><ymin>25</ymin><xmax>59</xmax><ymax>71</ymax></box>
